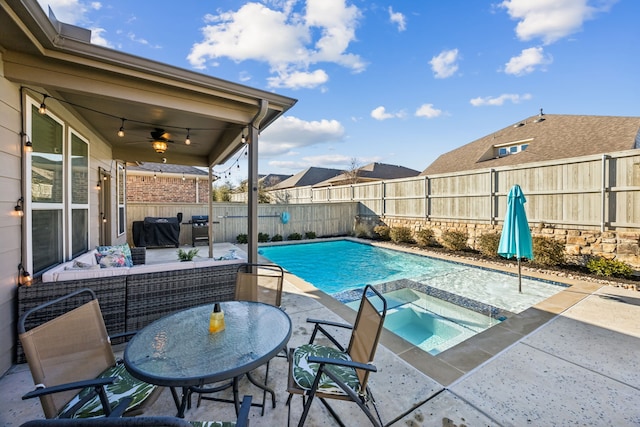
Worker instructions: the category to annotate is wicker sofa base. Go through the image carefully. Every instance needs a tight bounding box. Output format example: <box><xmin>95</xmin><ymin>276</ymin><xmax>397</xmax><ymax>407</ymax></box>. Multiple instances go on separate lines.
<box><xmin>16</xmin><ymin>262</ymin><xmax>240</xmax><ymax>363</ymax></box>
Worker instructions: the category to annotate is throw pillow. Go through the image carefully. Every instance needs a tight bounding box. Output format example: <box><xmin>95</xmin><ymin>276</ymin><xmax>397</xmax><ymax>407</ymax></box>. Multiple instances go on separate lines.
<box><xmin>96</xmin><ymin>244</ymin><xmax>133</xmax><ymax>267</ymax></box>
<box><xmin>95</xmin><ymin>252</ymin><xmax>127</xmax><ymax>268</ymax></box>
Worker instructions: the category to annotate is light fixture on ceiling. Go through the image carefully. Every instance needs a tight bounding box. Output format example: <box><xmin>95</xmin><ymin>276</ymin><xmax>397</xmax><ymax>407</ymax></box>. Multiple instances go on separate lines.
<box><xmin>241</xmin><ymin>133</ymin><xmax>247</xmax><ymax>144</ymax></box>
<box><xmin>152</xmin><ymin>140</ymin><xmax>168</xmax><ymax>154</ymax></box>
<box><xmin>185</xmin><ymin>129</ymin><xmax>191</xmax><ymax>145</ymax></box>
<box><xmin>117</xmin><ymin>118</ymin><xmax>126</xmax><ymax>137</ymax></box>
<box><xmin>38</xmin><ymin>95</ymin><xmax>48</xmax><ymax>114</ymax></box>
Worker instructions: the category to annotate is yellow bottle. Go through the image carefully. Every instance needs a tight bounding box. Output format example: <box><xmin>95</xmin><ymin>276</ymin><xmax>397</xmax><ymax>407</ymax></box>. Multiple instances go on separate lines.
<box><xmin>209</xmin><ymin>303</ymin><xmax>225</xmax><ymax>333</ymax></box>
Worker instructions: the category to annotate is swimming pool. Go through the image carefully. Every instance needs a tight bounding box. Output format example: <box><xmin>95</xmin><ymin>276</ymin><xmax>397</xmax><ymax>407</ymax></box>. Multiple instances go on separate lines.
<box><xmin>259</xmin><ymin>239</ymin><xmax>566</xmax><ymax>354</ymax></box>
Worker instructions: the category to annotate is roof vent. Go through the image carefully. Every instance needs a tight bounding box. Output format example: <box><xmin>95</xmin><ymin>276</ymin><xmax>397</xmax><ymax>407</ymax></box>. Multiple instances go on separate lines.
<box><xmin>513</xmin><ymin>122</ymin><xmax>525</xmax><ymax>128</ymax></box>
<box><xmin>534</xmin><ymin>108</ymin><xmax>545</xmax><ymax>123</ymax></box>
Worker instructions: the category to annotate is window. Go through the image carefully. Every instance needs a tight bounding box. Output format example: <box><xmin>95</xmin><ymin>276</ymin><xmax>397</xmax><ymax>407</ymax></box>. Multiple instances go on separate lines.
<box><xmin>495</xmin><ymin>139</ymin><xmax>532</xmax><ymax>158</ymax></box>
<box><xmin>70</xmin><ymin>131</ymin><xmax>89</xmax><ymax>257</ymax></box>
<box><xmin>27</xmin><ymin>97</ymin><xmax>90</xmax><ymax>274</ymax></box>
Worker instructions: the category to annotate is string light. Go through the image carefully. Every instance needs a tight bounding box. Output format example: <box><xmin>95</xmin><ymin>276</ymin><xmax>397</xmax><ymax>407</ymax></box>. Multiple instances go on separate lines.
<box><xmin>38</xmin><ymin>95</ymin><xmax>48</xmax><ymax>114</ymax></box>
<box><xmin>117</xmin><ymin>118</ymin><xmax>126</xmax><ymax>137</ymax></box>
<box><xmin>21</xmin><ymin>133</ymin><xmax>33</xmax><ymax>152</ymax></box>
<box><xmin>18</xmin><ymin>263</ymin><xmax>32</xmax><ymax>287</ymax></box>
<box><xmin>14</xmin><ymin>197</ymin><xmax>24</xmax><ymax>217</ymax></box>
<box><xmin>22</xmin><ymin>87</ymin><xmax>250</xmax><ymax>158</ymax></box>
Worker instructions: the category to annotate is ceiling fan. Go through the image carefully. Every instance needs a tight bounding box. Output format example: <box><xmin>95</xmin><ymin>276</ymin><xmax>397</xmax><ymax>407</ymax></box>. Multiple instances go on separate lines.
<box><xmin>149</xmin><ymin>128</ymin><xmax>173</xmax><ymax>154</ymax></box>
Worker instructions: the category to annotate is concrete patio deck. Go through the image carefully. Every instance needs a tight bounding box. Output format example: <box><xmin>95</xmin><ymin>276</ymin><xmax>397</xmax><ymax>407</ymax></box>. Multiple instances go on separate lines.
<box><xmin>1</xmin><ymin>243</ymin><xmax>639</xmax><ymax>426</ymax></box>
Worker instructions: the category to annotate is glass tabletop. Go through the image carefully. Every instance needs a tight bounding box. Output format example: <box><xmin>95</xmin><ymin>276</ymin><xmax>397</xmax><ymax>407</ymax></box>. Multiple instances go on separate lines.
<box><xmin>124</xmin><ymin>301</ymin><xmax>292</xmax><ymax>387</ymax></box>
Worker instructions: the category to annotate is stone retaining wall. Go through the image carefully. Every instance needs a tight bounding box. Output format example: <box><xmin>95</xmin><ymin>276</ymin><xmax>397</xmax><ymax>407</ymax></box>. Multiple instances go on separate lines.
<box><xmin>365</xmin><ymin>216</ymin><xmax>640</xmax><ymax>268</ymax></box>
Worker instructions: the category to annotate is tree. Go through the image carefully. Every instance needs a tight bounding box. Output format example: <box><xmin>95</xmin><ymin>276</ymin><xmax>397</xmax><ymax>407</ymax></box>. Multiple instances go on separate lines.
<box><xmin>344</xmin><ymin>157</ymin><xmax>361</xmax><ymax>184</ymax></box>
<box><xmin>212</xmin><ymin>181</ymin><xmax>233</xmax><ymax>201</ymax></box>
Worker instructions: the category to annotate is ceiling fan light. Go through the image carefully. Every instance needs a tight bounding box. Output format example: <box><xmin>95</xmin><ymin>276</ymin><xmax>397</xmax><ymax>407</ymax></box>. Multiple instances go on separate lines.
<box><xmin>152</xmin><ymin>140</ymin><xmax>168</xmax><ymax>154</ymax></box>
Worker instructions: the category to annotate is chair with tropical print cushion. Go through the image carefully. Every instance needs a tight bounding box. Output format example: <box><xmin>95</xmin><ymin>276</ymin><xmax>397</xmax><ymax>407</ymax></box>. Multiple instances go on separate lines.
<box><xmin>286</xmin><ymin>284</ymin><xmax>387</xmax><ymax>426</ymax></box>
<box><xmin>18</xmin><ymin>288</ymin><xmax>161</xmax><ymax>419</ymax></box>
<box><xmin>19</xmin><ymin>395</ymin><xmax>252</xmax><ymax>427</ymax></box>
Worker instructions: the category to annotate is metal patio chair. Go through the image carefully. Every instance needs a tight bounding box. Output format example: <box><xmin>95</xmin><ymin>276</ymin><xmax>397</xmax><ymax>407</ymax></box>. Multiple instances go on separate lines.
<box><xmin>194</xmin><ymin>263</ymin><xmax>286</xmax><ymax>415</ymax></box>
<box><xmin>286</xmin><ymin>284</ymin><xmax>388</xmax><ymax>427</ymax></box>
<box><xmin>18</xmin><ymin>288</ymin><xmax>161</xmax><ymax>419</ymax></box>
<box><xmin>19</xmin><ymin>395</ymin><xmax>253</xmax><ymax>427</ymax></box>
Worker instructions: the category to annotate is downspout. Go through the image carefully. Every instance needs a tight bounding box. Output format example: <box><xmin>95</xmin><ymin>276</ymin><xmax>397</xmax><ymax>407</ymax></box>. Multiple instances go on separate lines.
<box><xmin>247</xmin><ymin>100</ymin><xmax>268</xmax><ymax>264</ymax></box>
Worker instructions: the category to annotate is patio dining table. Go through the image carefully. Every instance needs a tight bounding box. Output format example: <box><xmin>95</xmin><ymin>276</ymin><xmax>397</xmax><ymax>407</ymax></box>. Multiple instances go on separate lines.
<box><xmin>123</xmin><ymin>301</ymin><xmax>292</xmax><ymax>418</ymax></box>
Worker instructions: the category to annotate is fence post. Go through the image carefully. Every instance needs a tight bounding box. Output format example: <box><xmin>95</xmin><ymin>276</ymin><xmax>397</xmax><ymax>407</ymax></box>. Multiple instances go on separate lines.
<box><xmin>601</xmin><ymin>154</ymin><xmax>609</xmax><ymax>232</ymax></box>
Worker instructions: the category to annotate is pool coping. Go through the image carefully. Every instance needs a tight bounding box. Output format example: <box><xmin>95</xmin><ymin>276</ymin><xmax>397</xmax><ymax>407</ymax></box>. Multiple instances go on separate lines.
<box><xmin>277</xmin><ymin>240</ymin><xmax>604</xmax><ymax>387</ymax></box>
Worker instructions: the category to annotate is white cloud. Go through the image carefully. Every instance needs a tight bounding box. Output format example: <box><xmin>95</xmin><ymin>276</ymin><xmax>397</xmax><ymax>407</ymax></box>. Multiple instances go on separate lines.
<box><xmin>429</xmin><ymin>49</ymin><xmax>460</xmax><ymax>79</ymax></box>
<box><xmin>504</xmin><ymin>47</ymin><xmax>552</xmax><ymax>75</ymax></box>
<box><xmin>370</xmin><ymin>106</ymin><xmax>405</xmax><ymax>121</ymax></box>
<box><xmin>500</xmin><ymin>0</ymin><xmax>618</xmax><ymax>44</ymax></box>
<box><xmin>388</xmin><ymin>7</ymin><xmax>406</xmax><ymax>31</ymax></box>
<box><xmin>415</xmin><ymin>104</ymin><xmax>442</xmax><ymax>119</ymax></box>
<box><xmin>470</xmin><ymin>93</ymin><xmax>533</xmax><ymax>106</ymax></box>
<box><xmin>188</xmin><ymin>1</ymin><xmax>366</xmax><ymax>89</ymax></box>
<box><xmin>267</xmin><ymin>69</ymin><xmax>329</xmax><ymax>89</ymax></box>
<box><xmin>90</xmin><ymin>28</ymin><xmax>112</xmax><ymax>48</ymax></box>
<box><xmin>260</xmin><ymin>116</ymin><xmax>345</xmax><ymax>156</ymax></box>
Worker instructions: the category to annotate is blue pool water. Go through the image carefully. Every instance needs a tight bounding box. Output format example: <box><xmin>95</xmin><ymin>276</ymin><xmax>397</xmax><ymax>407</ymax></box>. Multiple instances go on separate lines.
<box><xmin>259</xmin><ymin>239</ymin><xmax>567</xmax><ymax>354</ymax></box>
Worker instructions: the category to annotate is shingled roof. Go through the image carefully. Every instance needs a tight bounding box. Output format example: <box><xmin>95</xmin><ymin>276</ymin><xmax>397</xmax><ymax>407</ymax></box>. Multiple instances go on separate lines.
<box><xmin>421</xmin><ymin>114</ymin><xmax>640</xmax><ymax>176</ymax></box>
<box><xmin>313</xmin><ymin>162</ymin><xmax>420</xmax><ymax>187</ymax></box>
<box><xmin>269</xmin><ymin>167</ymin><xmax>343</xmax><ymax>190</ymax></box>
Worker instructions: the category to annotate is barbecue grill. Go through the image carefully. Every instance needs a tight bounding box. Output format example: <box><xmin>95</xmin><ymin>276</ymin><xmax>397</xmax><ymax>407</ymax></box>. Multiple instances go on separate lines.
<box><xmin>191</xmin><ymin>215</ymin><xmax>209</xmax><ymax>247</ymax></box>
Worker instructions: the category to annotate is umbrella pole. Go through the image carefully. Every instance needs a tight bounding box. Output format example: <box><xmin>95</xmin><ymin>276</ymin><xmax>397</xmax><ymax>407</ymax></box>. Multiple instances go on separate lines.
<box><xmin>518</xmin><ymin>258</ymin><xmax>522</xmax><ymax>293</ymax></box>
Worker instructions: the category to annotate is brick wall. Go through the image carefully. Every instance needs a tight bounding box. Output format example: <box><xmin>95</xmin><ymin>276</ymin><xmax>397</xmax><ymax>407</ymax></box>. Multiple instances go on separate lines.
<box><xmin>370</xmin><ymin>216</ymin><xmax>640</xmax><ymax>268</ymax></box>
<box><xmin>126</xmin><ymin>175</ymin><xmax>210</xmax><ymax>203</ymax></box>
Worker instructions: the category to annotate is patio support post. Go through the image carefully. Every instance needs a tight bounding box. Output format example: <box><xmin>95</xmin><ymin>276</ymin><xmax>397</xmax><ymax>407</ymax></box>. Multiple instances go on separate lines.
<box><xmin>247</xmin><ymin>100</ymin><xmax>268</xmax><ymax>264</ymax></box>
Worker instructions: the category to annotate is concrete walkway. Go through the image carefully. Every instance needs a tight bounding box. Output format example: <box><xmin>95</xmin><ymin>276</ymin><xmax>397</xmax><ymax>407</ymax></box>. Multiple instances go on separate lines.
<box><xmin>1</xmin><ymin>246</ymin><xmax>639</xmax><ymax>426</ymax></box>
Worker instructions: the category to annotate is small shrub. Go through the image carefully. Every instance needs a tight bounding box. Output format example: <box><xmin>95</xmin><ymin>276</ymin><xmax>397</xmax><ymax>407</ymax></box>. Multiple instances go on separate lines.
<box><xmin>441</xmin><ymin>230</ymin><xmax>468</xmax><ymax>251</ymax></box>
<box><xmin>236</xmin><ymin>233</ymin><xmax>248</xmax><ymax>244</ymax></box>
<box><xmin>415</xmin><ymin>228</ymin><xmax>435</xmax><ymax>248</ymax></box>
<box><xmin>586</xmin><ymin>257</ymin><xmax>634</xmax><ymax>278</ymax></box>
<box><xmin>258</xmin><ymin>232</ymin><xmax>270</xmax><ymax>243</ymax></box>
<box><xmin>373</xmin><ymin>225</ymin><xmax>391</xmax><ymax>241</ymax></box>
<box><xmin>287</xmin><ymin>232</ymin><xmax>302</xmax><ymax>240</ymax></box>
<box><xmin>177</xmin><ymin>248</ymin><xmax>199</xmax><ymax>261</ymax></box>
<box><xmin>477</xmin><ymin>233</ymin><xmax>501</xmax><ymax>258</ymax></box>
<box><xmin>304</xmin><ymin>231</ymin><xmax>317</xmax><ymax>239</ymax></box>
<box><xmin>354</xmin><ymin>223</ymin><xmax>374</xmax><ymax>239</ymax></box>
<box><xmin>389</xmin><ymin>227</ymin><xmax>413</xmax><ymax>244</ymax></box>
<box><xmin>271</xmin><ymin>234</ymin><xmax>283</xmax><ymax>242</ymax></box>
<box><xmin>532</xmin><ymin>236</ymin><xmax>566</xmax><ymax>267</ymax></box>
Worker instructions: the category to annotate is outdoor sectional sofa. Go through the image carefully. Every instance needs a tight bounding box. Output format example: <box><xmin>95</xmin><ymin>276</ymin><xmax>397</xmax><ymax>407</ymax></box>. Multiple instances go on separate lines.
<box><xmin>16</xmin><ymin>247</ymin><xmax>242</xmax><ymax>363</ymax></box>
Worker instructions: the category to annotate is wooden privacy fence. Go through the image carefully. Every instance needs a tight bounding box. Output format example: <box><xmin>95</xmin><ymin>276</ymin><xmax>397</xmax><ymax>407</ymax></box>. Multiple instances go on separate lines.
<box><xmin>268</xmin><ymin>150</ymin><xmax>640</xmax><ymax>231</ymax></box>
<box><xmin>127</xmin><ymin>202</ymin><xmax>359</xmax><ymax>245</ymax></box>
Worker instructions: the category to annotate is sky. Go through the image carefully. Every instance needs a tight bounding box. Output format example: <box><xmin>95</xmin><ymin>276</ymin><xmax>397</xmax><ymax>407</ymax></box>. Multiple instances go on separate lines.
<box><xmin>37</xmin><ymin>0</ymin><xmax>639</xmax><ymax>183</ymax></box>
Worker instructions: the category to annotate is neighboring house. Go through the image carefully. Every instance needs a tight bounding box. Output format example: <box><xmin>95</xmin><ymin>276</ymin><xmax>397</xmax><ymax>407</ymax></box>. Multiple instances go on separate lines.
<box><xmin>126</xmin><ymin>162</ymin><xmax>210</xmax><ymax>203</ymax></box>
<box><xmin>0</xmin><ymin>0</ymin><xmax>295</xmax><ymax>374</ymax></box>
<box><xmin>260</xmin><ymin>174</ymin><xmax>292</xmax><ymax>188</ymax></box>
<box><xmin>313</xmin><ymin>162</ymin><xmax>420</xmax><ymax>187</ymax></box>
<box><xmin>422</xmin><ymin>113</ymin><xmax>640</xmax><ymax>175</ymax></box>
<box><xmin>268</xmin><ymin>167</ymin><xmax>344</xmax><ymax>190</ymax></box>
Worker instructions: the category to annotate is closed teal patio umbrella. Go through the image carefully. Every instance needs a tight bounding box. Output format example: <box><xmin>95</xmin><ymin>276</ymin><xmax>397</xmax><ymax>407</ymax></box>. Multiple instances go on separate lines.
<box><xmin>498</xmin><ymin>184</ymin><xmax>534</xmax><ymax>293</ymax></box>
